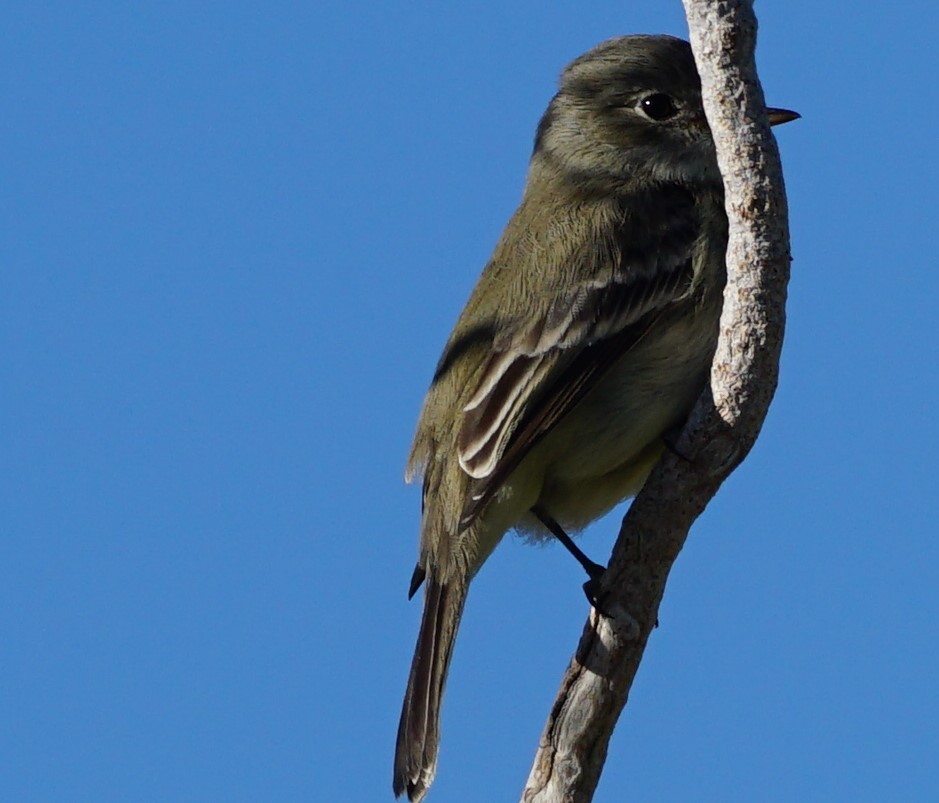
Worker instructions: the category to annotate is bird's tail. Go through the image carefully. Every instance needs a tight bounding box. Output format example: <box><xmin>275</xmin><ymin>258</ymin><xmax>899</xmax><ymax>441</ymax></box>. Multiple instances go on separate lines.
<box><xmin>393</xmin><ymin>574</ymin><xmax>468</xmax><ymax>802</ymax></box>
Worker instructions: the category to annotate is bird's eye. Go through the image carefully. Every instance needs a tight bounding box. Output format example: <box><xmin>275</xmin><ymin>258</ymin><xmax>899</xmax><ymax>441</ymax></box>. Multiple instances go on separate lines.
<box><xmin>639</xmin><ymin>93</ymin><xmax>678</xmax><ymax>121</ymax></box>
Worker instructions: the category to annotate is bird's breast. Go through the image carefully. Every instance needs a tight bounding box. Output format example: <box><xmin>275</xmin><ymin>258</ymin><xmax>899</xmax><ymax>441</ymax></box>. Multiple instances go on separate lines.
<box><xmin>516</xmin><ymin>300</ymin><xmax>720</xmax><ymax>532</ymax></box>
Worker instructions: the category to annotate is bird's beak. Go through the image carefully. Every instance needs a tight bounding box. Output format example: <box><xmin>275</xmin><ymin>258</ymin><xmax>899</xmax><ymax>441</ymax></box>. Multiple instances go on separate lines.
<box><xmin>767</xmin><ymin>107</ymin><xmax>800</xmax><ymax>126</ymax></box>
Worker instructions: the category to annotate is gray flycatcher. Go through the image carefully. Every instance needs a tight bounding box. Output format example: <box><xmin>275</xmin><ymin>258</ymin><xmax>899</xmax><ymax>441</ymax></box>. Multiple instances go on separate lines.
<box><xmin>393</xmin><ymin>34</ymin><xmax>797</xmax><ymax>801</ymax></box>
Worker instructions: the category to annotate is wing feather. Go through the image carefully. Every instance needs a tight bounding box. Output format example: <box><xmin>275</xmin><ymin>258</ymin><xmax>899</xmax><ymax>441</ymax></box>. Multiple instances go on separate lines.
<box><xmin>454</xmin><ymin>185</ymin><xmax>701</xmax><ymax>527</ymax></box>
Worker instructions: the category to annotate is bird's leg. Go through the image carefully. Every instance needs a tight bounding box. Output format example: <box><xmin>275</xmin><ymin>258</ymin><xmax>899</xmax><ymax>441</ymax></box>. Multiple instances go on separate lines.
<box><xmin>531</xmin><ymin>504</ymin><xmax>604</xmax><ymax>578</ymax></box>
<box><xmin>531</xmin><ymin>504</ymin><xmax>607</xmax><ymax>609</ymax></box>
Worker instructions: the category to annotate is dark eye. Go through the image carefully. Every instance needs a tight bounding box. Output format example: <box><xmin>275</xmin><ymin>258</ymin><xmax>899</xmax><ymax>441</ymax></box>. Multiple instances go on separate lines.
<box><xmin>639</xmin><ymin>93</ymin><xmax>678</xmax><ymax>121</ymax></box>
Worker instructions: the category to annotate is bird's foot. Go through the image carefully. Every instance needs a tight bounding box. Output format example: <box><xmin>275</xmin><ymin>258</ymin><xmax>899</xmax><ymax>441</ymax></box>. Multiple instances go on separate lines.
<box><xmin>582</xmin><ymin>561</ymin><xmax>612</xmax><ymax>615</ymax></box>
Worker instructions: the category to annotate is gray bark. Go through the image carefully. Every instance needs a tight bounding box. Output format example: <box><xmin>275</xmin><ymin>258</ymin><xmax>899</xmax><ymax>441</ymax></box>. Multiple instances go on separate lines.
<box><xmin>520</xmin><ymin>2</ymin><xmax>793</xmax><ymax>801</ymax></box>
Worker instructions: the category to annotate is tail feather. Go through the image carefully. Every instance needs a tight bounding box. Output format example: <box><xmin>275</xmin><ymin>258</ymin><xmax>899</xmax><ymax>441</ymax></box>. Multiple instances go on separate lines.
<box><xmin>393</xmin><ymin>575</ymin><xmax>467</xmax><ymax>801</ymax></box>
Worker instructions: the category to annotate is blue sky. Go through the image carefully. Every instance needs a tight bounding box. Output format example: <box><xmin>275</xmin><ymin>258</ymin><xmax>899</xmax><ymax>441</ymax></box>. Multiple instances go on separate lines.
<box><xmin>3</xmin><ymin>2</ymin><xmax>939</xmax><ymax>801</ymax></box>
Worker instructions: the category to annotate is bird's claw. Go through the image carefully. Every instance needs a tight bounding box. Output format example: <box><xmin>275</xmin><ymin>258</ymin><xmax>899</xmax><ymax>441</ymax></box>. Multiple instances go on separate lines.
<box><xmin>582</xmin><ymin>563</ymin><xmax>612</xmax><ymax>616</ymax></box>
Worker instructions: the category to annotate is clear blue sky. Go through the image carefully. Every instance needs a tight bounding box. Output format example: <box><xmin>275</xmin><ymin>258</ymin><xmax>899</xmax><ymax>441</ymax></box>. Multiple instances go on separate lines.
<box><xmin>3</xmin><ymin>2</ymin><xmax>938</xmax><ymax>801</ymax></box>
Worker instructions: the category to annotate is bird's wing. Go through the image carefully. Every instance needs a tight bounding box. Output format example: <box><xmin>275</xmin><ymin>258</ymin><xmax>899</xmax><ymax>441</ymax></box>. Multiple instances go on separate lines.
<box><xmin>456</xmin><ymin>187</ymin><xmax>702</xmax><ymax>528</ymax></box>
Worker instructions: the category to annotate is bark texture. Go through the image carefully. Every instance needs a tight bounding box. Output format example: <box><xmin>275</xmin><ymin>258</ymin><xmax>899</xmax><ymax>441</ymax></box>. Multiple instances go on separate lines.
<box><xmin>521</xmin><ymin>3</ymin><xmax>793</xmax><ymax>800</ymax></box>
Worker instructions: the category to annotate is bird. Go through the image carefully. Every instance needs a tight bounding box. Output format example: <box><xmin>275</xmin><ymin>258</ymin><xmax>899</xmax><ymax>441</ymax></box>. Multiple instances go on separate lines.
<box><xmin>393</xmin><ymin>34</ymin><xmax>798</xmax><ymax>801</ymax></box>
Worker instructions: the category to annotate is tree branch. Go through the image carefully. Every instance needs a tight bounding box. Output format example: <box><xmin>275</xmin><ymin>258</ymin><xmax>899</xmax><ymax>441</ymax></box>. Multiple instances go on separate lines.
<box><xmin>520</xmin><ymin>3</ymin><xmax>793</xmax><ymax>801</ymax></box>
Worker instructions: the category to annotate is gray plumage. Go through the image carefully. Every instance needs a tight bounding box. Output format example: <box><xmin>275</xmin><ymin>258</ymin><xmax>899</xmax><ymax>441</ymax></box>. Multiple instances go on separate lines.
<box><xmin>395</xmin><ymin>35</ymin><xmax>730</xmax><ymax>802</ymax></box>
